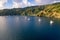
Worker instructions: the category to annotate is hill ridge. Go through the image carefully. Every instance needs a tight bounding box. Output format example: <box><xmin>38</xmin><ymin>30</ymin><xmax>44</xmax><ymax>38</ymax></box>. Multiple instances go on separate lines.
<box><xmin>0</xmin><ymin>2</ymin><xmax>60</xmax><ymax>18</ymax></box>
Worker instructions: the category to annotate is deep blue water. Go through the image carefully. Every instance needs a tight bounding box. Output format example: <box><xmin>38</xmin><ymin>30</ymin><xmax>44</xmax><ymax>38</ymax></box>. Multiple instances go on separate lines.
<box><xmin>0</xmin><ymin>16</ymin><xmax>60</xmax><ymax>40</ymax></box>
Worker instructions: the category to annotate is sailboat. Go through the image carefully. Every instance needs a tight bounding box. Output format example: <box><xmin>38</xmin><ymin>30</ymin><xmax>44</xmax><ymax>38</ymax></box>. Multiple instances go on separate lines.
<box><xmin>50</xmin><ymin>20</ymin><xmax>54</xmax><ymax>24</ymax></box>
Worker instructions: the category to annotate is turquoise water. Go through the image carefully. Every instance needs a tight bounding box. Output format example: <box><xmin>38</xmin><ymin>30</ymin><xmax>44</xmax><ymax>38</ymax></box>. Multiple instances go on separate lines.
<box><xmin>0</xmin><ymin>16</ymin><xmax>60</xmax><ymax>40</ymax></box>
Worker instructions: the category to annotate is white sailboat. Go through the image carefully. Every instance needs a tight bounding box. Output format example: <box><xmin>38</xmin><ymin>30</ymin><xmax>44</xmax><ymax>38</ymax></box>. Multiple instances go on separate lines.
<box><xmin>50</xmin><ymin>20</ymin><xmax>54</xmax><ymax>24</ymax></box>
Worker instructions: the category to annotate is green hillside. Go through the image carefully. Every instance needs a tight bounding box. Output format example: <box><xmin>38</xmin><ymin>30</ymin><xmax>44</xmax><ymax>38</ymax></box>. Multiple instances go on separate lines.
<box><xmin>36</xmin><ymin>2</ymin><xmax>60</xmax><ymax>18</ymax></box>
<box><xmin>0</xmin><ymin>2</ymin><xmax>60</xmax><ymax>18</ymax></box>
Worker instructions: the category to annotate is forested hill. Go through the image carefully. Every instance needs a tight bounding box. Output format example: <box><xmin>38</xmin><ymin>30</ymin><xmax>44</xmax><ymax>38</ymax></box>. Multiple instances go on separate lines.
<box><xmin>0</xmin><ymin>2</ymin><xmax>60</xmax><ymax>18</ymax></box>
<box><xmin>0</xmin><ymin>6</ymin><xmax>45</xmax><ymax>16</ymax></box>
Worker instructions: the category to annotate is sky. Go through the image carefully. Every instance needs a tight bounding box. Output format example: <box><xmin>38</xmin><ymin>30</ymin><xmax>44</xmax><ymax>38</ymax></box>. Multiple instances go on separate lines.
<box><xmin>0</xmin><ymin>0</ymin><xmax>60</xmax><ymax>10</ymax></box>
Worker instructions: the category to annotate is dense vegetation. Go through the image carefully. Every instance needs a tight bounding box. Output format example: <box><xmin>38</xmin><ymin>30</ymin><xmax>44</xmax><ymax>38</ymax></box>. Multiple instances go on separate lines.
<box><xmin>0</xmin><ymin>2</ymin><xmax>60</xmax><ymax>18</ymax></box>
<box><xmin>0</xmin><ymin>6</ymin><xmax>45</xmax><ymax>16</ymax></box>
